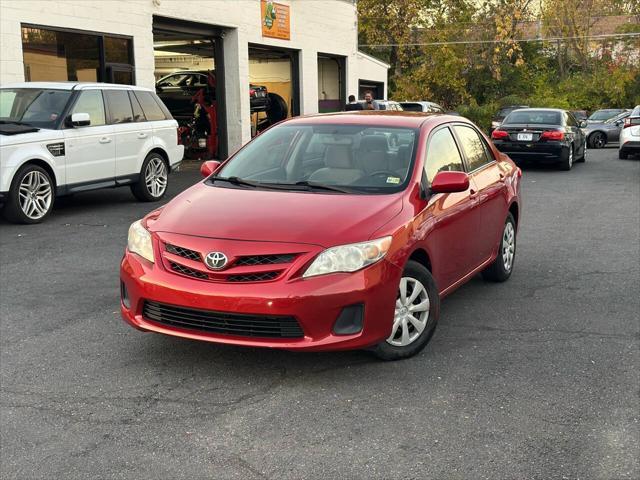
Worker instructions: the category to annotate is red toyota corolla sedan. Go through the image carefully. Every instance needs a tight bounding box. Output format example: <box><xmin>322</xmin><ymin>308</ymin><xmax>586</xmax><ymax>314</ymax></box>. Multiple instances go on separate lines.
<box><xmin>120</xmin><ymin>111</ymin><xmax>521</xmax><ymax>360</ymax></box>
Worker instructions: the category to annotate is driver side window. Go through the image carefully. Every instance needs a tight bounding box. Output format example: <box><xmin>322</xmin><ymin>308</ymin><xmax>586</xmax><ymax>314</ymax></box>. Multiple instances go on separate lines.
<box><xmin>425</xmin><ymin>127</ymin><xmax>465</xmax><ymax>183</ymax></box>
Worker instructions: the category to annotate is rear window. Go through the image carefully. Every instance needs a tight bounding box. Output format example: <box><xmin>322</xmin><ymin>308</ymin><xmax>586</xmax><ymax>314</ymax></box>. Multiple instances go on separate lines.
<box><xmin>105</xmin><ymin>90</ymin><xmax>133</xmax><ymax>124</ymax></box>
<box><xmin>134</xmin><ymin>91</ymin><xmax>169</xmax><ymax>121</ymax></box>
<box><xmin>401</xmin><ymin>103</ymin><xmax>423</xmax><ymax>112</ymax></box>
<box><xmin>503</xmin><ymin>111</ymin><xmax>561</xmax><ymax>125</ymax></box>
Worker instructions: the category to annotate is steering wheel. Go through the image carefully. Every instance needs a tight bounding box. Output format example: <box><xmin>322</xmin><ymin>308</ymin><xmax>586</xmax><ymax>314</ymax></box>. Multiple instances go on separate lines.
<box><xmin>368</xmin><ymin>170</ymin><xmax>400</xmax><ymax>179</ymax></box>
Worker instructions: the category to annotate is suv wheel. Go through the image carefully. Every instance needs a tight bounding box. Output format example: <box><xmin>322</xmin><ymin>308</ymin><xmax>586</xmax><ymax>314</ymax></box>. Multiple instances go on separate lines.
<box><xmin>482</xmin><ymin>213</ymin><xmax>516</xmax><ymax>282</ymax></box>
<box><xmin>371</xmin><ymin>260</ymin><xmax>439</xmax><ymax>361</ymax></box>
<box><xmin>3</xmin><ymin>164</ymin><xmax>54</xmax><ymax>224</ymax></box>
<box><xmin>131</xmin><ymin>153</ymin><xmax>168</xmax><ymax>202</ymax></box>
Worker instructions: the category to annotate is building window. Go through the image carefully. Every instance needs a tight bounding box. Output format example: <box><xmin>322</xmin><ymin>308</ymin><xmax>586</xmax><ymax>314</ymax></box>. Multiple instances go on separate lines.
<box><xmin>21</xmin><ymin>25</ymin><xmax>134</xmax><ymax>85</ymax></box>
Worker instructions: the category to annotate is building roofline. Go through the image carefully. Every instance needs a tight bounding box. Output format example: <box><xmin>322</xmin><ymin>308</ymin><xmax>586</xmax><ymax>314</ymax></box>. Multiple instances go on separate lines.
<box><xmin>356</xmin><ymin>51</ymin><xmax>390</xmax><ymax>69</ymax></box>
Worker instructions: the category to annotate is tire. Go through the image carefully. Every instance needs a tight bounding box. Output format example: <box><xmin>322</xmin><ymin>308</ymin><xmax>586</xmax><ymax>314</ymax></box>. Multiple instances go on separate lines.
<box><xmin>371</xmin><ymin>260</ymin><xmax>440</xmax><ymax>361</ymax></box>
<box><xmin>131</xmin><ymin>152</ymin><xmax>169</xmax><ymax>202</ymax></box>
<box><xmin>575</xmin><ymin>139</ymin><xmax>587</xmax><ymax>162</ymax></box>
<box><xmin>482</xmin><ymin>213</ymin><xmax>516</xmax><ymax>282</ymax></box>
<box><xmin>2</xmin><ymin>164</ymin><xmax>54</xmax><ymax>224</ymax></box>
<box><xmin>558</xmin><ymin>144</ymin><xmax>573</xmax><ymax>171</ymax></box>
<box><xmin>266</xmin><ymin>92</ymin><xmax>288</xmax><ymax>125</ymax></box>
<box><xmin>619</xmin><ymin>150</ymin><xmax>628</xmax><ymax>160</ymax></box>
<box><xmin>588</xmin><ymin>132</ymin><xmax>606</xmax><ymax>149</ymax></box>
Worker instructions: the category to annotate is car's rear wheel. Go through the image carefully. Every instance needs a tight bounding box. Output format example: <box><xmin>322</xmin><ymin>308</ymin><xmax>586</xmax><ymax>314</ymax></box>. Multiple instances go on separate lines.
<box><xmin>131</xmin><ymin>152</ymin><xmax>168</xmax><ymax>202</ymax></box>
<box><xmin>589</xmin><ymin>132</ymin><xmax>606</xmax><ymax>149</ymax></box>
<box><xmin>3</xmin><ymin>164</ymin><xmax>54</xmax><ymax>224</ymax></box>
<box><xmin>559</xmin><ymin>145</ymin><xmax>573</xmax><ymax>171</ymax></box>
<box><xmin>482</xmin><ymin>213</ymin><xmax>516</xmax><ymax>282</ymax></box>
<box><xmin>619</xmin><ymin>150</ymin><xmax>628</xmax><ymax>160</ymax></box>
<box><xmin>575</xmin><ymin>139</ymin><xmax>587</xmax><ymax>162</ymax></box>
<box><xmin>371</xmin><ymin>260</ymin><xmax>439</xmax><ymax>361</ymax></box>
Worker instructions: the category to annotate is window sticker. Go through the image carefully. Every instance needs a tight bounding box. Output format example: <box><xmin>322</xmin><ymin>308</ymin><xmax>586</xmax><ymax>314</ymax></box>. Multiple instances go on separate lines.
<box><xmin>386</xmin><ymin>176</ymin><xmax>400</xmax><ymax>184</ymax></box>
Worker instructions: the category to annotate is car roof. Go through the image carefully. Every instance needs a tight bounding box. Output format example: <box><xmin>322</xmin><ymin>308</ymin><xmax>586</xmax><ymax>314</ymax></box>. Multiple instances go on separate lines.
<box><xmin>1</xmin><ymin>82</ymin><xmax>154</xmax><ymax>92</ymax></box>
<box><xmin>508</xmin><ymin>107</ymin><xmax>565</xmax><ymax>113</ymax></box>
<box><xmin>283</xmin><ymin>111</ymin><xmax>462</xmax><ymax>129</ymax></box>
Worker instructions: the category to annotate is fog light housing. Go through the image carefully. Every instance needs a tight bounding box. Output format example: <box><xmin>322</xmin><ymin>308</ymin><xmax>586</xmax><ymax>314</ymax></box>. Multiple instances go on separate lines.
<box><xmin>120</xmin><ymin>281</ymin><xmax>130</xmax><ymax>309</ymax></box>
<box><xmin>332</xmin><ymin>304</ymin><xmax>364</xmax><ymax>335</ymax></box>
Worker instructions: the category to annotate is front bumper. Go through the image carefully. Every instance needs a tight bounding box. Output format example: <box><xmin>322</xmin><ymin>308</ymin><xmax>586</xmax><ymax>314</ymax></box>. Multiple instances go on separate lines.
<box><xmin>120</xmin><ymin>250</ymin><xmax>403</xmax><ymax>351</ymax></box>
<box><xmin>495</xmin><ymin>141</ymin><xmax>568</xmax><ymax>162</ymax></box>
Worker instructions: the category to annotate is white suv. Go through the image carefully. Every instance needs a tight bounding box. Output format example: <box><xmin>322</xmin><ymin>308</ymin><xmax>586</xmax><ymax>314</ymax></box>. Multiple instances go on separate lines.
<box><xmin>619</xmin><ymin>105</ymin><xmax>640</xmax><ymax>160</ymax></box>
<box><xmin>0</xmin><ymin>82</ymin><xmax>184</xmax><ymax>223</ymax></box>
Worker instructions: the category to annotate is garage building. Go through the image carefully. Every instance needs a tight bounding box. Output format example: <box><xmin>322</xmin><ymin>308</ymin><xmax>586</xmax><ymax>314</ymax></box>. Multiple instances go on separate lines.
<box><xmin>0</xmin><ymin>0</ymin><xmax>389</xmax><ymax>158</ymax></box>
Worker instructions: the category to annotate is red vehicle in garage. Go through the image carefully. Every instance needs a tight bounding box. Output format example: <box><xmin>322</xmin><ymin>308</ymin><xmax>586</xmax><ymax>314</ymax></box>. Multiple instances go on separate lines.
<box><xmin>120</xmin><ymin>111</ymin><xmax>522</xmax><ymax>360</ymax></box>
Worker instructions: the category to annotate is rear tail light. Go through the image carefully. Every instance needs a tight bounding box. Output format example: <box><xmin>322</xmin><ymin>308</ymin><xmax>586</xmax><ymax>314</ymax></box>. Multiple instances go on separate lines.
<box><xmin>249</xmin><ymin>88</ymin><xmax>256</xmax><ymax>97</ymax></box>
<box><xmin>540</xmin><ymin>130</ymin><xmax>565</xmax><ymax>141</ymax></box>
<box><xmin>177</xmin><ymin>127</ymin><xmax>182</xmax><ymax>145</ymax></box>
<box><xmin>624</xmin><ymin>117</ymin><xmax>640</xmax><ymax>128</ymax></box>
<box><xmin>491</xmin><ymin>130</ymin><xmax>509</xmax><ymax>140</ymax></box>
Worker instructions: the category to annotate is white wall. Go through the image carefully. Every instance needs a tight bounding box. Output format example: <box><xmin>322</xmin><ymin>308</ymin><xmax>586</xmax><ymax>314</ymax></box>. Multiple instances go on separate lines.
<box><xmin>0</xmin><ymin>0</ymin><xmax>388</xmax><ymax>153</ymax></box>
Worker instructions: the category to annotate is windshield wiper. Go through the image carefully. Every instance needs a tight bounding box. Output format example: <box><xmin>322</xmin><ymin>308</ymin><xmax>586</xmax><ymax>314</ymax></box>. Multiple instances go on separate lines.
<box><xmin>211</xmin><ymin>176</ymin><xmax>262</xmax><ymax>188</ymax></box>
<box><xmin>291</xmin><ymin>181</ymin><xmax>354</xmax><ymax>193</ymax></box>
<box><xmin>0</xmin><ymin>120</ymin><xmax>32</xmax><ymax>126</ymax></box>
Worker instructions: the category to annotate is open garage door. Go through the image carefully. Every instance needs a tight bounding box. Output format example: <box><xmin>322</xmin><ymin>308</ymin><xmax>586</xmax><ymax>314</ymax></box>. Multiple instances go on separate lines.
<box><xmin>153</xmin><ymin>16</ymin><xmax>227</xmax><ymax>159</ymax></box>
<box><xmin>358</xmin><ymin>79</ymin><xmax>384</xmax><ymax>102</ymax></box>
<box><xmin>318</xmin><ymin>53</ymin><xmax>346</xmax><ymax>113</ymax></box>
<box><xmin>248</xmin><ymin>44</ymin><xmax>300</xmax><ymax>136</ymax></box>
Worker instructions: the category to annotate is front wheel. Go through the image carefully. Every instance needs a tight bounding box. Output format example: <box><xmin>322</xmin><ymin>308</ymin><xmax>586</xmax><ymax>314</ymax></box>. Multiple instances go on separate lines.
<box><xmin>371</xmin><ymin>260</ymin><xmax>440</xmax><ymax>361</ymax></box>
<box><xmin>131</xmin><ymin>153</ymin><xmax>169</xmax><ymax>202</ymax></box>
<box><xmin>3</xmin><ymin>164</ymin><xmax>54</xmax><ymax>224</ymax></box>
<box><xmin>482</xmin><ymin>213</ymin><xmax>516</xmax><ymax>282</ymax></box>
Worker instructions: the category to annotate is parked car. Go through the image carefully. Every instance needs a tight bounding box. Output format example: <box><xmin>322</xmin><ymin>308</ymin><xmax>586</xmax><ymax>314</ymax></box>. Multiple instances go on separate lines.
<box><xmin>583</xmin><ymin>110</ymin><xmax>630</xmax><ymax>149</ymax></box>
<box><xmin>619</xmin><ymin>105</ymin><xmax>640</xmax><ymax>159</ymax></box>
<box><xmin>587</xmin><ymin>108</ymin><xmax>627</xmax><ymax>124</ymax></box>
<box><xmin>371</xmin><ymin>100</ymin><xmax>403</xmax><ymax>111</ymax></box>
<box><xmin>491</xmin><ymin>108</ymin><xmax>587</xmax><ymax>170</ymax></box>
<box><xmin>0</xmin><ymin>82</ymin><xmax>183</xmax><ymax>223</ymax></box>
<box><xmin>156</xmin><ymin>70</ymin><xmax>270</xmax><ymax>119</ymax></box>
<box><xmin>120</xmin><ymin>112</ymin><xmax>522</xmax><ymax>360</ymax></box>
<box><xmin>571</xmin><ymin>110</ymin><xmax>588</xmax><ymax>122</ymax></box>
<box><xmin>400</xmin><ymin>101</ymin><xmax>445</xmax><ymax>113</ymax></box>
<box><xmin>490</xmin><ymin>105</ymin><xmax>529</xmax><ymax>133</ymax></box>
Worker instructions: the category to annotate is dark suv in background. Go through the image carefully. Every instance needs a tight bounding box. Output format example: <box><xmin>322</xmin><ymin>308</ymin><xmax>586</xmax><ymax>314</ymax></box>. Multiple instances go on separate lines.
<box><xmin>490</xmin><ymin>105</ymin><xmax>529</xmax><ymax>133</ymax></box>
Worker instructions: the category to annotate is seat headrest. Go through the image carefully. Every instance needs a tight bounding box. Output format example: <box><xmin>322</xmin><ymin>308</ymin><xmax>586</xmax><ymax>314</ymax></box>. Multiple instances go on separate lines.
<box><xmin>361</xmin><ymin>151</ymin><xmax>388</xmax><ymax>174</ymax></box>
<box><xmin>389</xmin><ymin>145</ymin><xmax>411</xmax><ymax>172</ymax></box>
<box><xmin>360</xmin><ymin>135</ymin><xmax>388</xmax><ymax>152</ymax></box>
<box><xmin>324</xmin><ymin>144</ymin><xmax>353</xmax><ymax>169</ymax></box>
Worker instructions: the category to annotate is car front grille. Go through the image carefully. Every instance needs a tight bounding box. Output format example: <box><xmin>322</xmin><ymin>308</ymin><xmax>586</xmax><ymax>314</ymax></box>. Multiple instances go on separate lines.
<box><xmin>169</xmin><ymin>261</ymin><xmax>208</xmax><ymax>279</ymax></box>
<box><xmin>166</xmin><ymin>244</ymin><xmax>201</xmax><ymax>261</ymax></box>
<box><xmin>234</xmin><ymin>254</ymin><xmax>296</xmax><ymax>266</ymax></box>
<box><xmin>142</xmin><ymin>300</ymin><xmax>304</xmax><ymax>338</ymax></box>
<box><xmin>226</xmin><ymin>272</ymin><xmax>280</xmax><ymax>282</ymax></box>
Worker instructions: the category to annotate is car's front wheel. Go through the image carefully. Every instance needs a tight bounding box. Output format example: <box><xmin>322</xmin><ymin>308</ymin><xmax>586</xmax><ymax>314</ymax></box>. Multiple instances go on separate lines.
<box><xmin>131</xmin><ymin>152</ymin><xmax>169</xmax><ymax>202</ymax></box>
<box><xmin>3</xmin><ymin>164</ymin><xmax>54</xmax><ymax>224</ymax></box>
<box><xmin>371</xmin><ymin>260</ymin><xmax>439</xmax><ymax>361</ymax></box>
<box><xmin>482</xmin><ymin>213</ymin><xmax>516</xmax><ymax>282</ymax></box>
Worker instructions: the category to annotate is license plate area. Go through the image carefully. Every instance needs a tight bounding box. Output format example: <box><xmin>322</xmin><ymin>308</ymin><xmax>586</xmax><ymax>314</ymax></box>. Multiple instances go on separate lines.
<box><xmin>517</xmin><ymin>133</ymin><xmax>533</xmax><ymax>141</ymax></box>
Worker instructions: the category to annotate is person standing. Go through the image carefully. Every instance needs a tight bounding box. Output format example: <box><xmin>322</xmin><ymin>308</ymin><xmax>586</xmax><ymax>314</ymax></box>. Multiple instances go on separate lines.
<box><xmin>345</xmin><ymin>95</ymin><xmax>363</xmax><ymax>111</ymax></box>
<box><xmin>363</xmin><ymin>91</ymin><xmax>375</xmax><ymax>110</ymax></box>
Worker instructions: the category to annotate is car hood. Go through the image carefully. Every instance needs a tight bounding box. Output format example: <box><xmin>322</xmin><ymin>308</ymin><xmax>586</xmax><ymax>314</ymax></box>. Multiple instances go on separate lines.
<box><xmin>149</xmin><ymin>182</ymin><xmax>404</xmax><ymax>248</ymax></box>
<box><xmin>0</xmin><ymin>127</ymin><xmax>62</xmax><ymax>147</ymax></box>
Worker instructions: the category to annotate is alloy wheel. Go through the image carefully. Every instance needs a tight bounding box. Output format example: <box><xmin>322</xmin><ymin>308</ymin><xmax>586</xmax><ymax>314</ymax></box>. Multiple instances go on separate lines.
<box><xmin>592</xmin><ymin>133</ymin><xmax>605</xmax><ymax>149</ymax></box>
<box><xmin>568</xmin><ymin>146</ymin><xmax>573</xmax><ymax>167</ymax></box>
<box><xmin>386</xmin><ymin>277</ymin><xmax>430</xmax><ymax>347</ymax></box>
<box><xmin>502</xmin><ymin>221</ymin><xmax>515</xmax><ymax>272</ymax></box>
<box><xmin>18</xmin><ymin>170</ymin><xmax>52</xmax><ymax>220</ymax></box>
<box><xmin>145</xmin><ymin>157</ymin><xmax>168</xmax><ymax>198</ymax></box>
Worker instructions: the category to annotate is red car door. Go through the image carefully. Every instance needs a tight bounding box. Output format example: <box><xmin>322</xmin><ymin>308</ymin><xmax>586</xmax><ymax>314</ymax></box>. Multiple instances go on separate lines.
<box><xmin>452</xmin><ymin>125</ymin><xmax>508</xmax><ymax>262</ymax></box>
<box><xmin>416</xmin><ymin>125</ymin><xmax>482</xmax><ymax>292</ymax></box>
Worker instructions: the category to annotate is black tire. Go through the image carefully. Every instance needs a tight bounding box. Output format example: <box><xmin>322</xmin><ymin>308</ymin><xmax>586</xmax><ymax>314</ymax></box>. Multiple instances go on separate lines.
<box><xmin>482</xmin><ymin>213</ymin><xmax>516</xmax><ymax>282</ymax></box>
<box><xmin>588</xmin><ymin>132</ymin><xmax>606</xmax><ymax>149</ymax></box>
<box><xmin>371</xmin><ymin>260</ymin><xmax>440</xmax><ymax>361</ymax></box>
<box><xmin>558</xmin><ymin>145</ymin><xmax>574</xmax><ymax>171</ymax></box>
<box><xmin>619</xmin><ymin>150</ymin><xmax>628</xmax><ymax>160</ymax></box>
<box><xmin>131</xmin><ymin>152</ymin><xmax>169</xmax><ymax>202</ymax></box>
<box><xmin>2</xmin><ymin>164</ymin><xmax>54</xmax><ymax>224</ymax></box>
<box><xmin>266</xmin><ymin>92</ymin><xmax>288</xmax><ymax>125</ymax></box>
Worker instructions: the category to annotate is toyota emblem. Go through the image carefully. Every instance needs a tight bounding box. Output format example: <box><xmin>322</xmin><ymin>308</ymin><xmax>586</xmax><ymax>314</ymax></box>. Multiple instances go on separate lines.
<box><xmin>205</xmin><ymin>251</ymin><xmax>228</xmax><ymax>270</ymax></box>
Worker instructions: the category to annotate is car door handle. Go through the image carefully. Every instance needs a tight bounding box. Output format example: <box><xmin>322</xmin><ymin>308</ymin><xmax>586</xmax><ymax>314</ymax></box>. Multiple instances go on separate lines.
<box><xmin>498</xmin><ymin>172</ymin><xmax>506</xmax><ymax>182</ymax></box>
<box><xmin>469</xmin><ymin>188</ymin><xmax>478</xmax><ymax>199</ymax></box>
<box><xmin>99</xmin><ymin>137</ymin><xmax>112</xmax><ymax>144</ymax></box>
<box><xmin>137</xmin><ymin>132</ymin><xmax>148</xmax><ymax>139</ymax></box>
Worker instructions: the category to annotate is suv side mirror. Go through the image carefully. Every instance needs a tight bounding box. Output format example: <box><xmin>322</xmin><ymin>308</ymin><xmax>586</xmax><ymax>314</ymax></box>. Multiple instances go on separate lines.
<box><xmin>200</xmin><ymin>160</ymin><xmax>221</xmax><ymax>178</ymax></box>
<box><xmin>69</xmin><ymin>113</ymin><xmax>90</xmax><ymax>127</ymax></box>
<box><xmin>430</xmin><ymin>171</ymin><xmax>470</xmax><ymax>194</ymax></box>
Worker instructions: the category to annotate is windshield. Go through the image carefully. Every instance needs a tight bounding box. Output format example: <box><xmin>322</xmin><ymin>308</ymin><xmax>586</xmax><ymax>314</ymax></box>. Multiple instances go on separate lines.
<box><xmin>216</xmin><ymin>123</ymin><xmax>418</xmax><ymax>194</ymax></box>
<box><xmin>503</xmin><ymin>110</ymin><xmax>561</xmax><ymax>125</ymax></box>
<box><xmin>588</xmin><ymin>110</ymin><xmax>622</xmax><ymax>121</ymax></box>
<box><xmin>0</xmin><ymin>88</ymin><xmax>71</xmax><ymax>129</ymax></box>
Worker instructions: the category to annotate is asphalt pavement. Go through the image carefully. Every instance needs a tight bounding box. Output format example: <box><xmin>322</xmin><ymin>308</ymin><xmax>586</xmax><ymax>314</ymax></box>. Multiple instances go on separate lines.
<box><xmin>1</xmin><ymin>148</ymin><xmax>638</xmax><ymax>479</ymax></box>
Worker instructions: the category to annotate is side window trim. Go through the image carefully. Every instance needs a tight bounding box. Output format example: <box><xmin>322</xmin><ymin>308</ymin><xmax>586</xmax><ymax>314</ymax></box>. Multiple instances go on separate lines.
<box><xmin>451</xmin><ymin>123</ymin><xmax>496</xmax><ymax>173</ymax></box>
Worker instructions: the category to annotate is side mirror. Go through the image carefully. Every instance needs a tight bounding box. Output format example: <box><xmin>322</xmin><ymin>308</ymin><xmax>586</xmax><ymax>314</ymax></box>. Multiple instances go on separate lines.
<box><xmin>579</xmin><ymin>120</ymin><xmax>588</xmax><ymax>128</ymax></box>
<box><xmin>69</xmin><ymin>112</ymin><xmax>90</xmax><ymax>127</ymax></box>
<box><xmin>200</xmin><ymin>160</ymin><xmax>221</xmax><ymax>178</ymax></box>
<box><xmin>430</xmin><ymin>171</ymin><xmax>470</xmax><ymax>194</ymax></box>
<box><xmin>615</xmin><ymin>120</ymin><xmax>623</xmax><ymax>127</ymax></box>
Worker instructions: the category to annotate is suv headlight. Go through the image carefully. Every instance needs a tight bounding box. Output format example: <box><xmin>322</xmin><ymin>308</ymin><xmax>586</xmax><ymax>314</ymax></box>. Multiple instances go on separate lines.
<box><xmin>303</xmin><ymin>236</ymin><xmax>392</xmax><ymax>278</ymax></box>
<box><xmin>127</xmin><ymin>220</ymin><xmax>154</xmax><ymax>263</ymax></box>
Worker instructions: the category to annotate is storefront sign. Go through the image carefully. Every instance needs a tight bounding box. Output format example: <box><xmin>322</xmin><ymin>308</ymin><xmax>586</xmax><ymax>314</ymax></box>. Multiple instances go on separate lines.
<box><xmin>261</xmin><ymin>0</ymin><xmax>290</xmax><ymax>40</ymax></box>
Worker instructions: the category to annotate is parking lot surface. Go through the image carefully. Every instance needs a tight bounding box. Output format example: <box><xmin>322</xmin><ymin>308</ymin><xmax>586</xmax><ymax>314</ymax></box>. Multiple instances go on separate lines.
<box><xmin>1</xmin><ymin>149</ymin><xmax>639</xmax><ymax>479</ymax></box>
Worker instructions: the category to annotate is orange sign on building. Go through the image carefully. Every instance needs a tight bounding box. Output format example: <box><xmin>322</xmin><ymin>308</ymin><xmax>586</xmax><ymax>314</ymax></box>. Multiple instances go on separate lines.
<box><xmin>261</xmin><ymin>0</ymin><xmax>290</xmax><ymax>40</ymax></box>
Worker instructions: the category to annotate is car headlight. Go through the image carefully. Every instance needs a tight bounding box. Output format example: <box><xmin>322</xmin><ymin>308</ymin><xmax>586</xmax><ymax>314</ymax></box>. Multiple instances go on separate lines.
<box><xmin>303</xmin><ymin>236</ymin><xmax>392</xmax><ymax>278</ymax></box>
<box><xmin>127</xmin><ymin>219</ymin><xmax>154</xmax><ymax>263</ymax></box>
